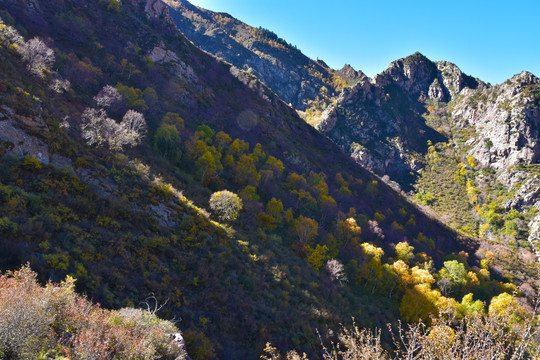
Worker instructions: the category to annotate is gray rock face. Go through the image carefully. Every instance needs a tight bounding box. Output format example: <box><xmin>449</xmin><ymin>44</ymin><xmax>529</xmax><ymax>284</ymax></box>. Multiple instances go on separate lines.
<box><xmin>437</xmin><ymin>61</ymin><xmax>486</xmax><ymax>98</ymax></box>
<box><xmin>428</xmin><ymin>78</ymin><xmax>445</xmax><ymax>102</ymax></box>
<box><xmin>451</xmin><ymin>72</ymin><xmax>540</xmax><ymax>171</ymax></box>
<box><xmin>318</xmin><ymin>55</ymin><xmax>452</xmax><ymax>184</ymax></box>
<box><xmin>148</xmin><ymin>44</ymin><xmax>200</xmax><ymax>86</ymax></box>
<box><xmin>316</xmin><ymin>105</ymin><xmax>337</xmax><ymax>133</ymax></box>
<box><xmin>0</xmin><ymin>106</ymin><xmax>50</xmax><ymax>164</ymax></box>
<box><xmin>336</xmin><ymin>64</ymin><xmax>366</xmax><ymax>85</ymax></box>
<box><xmin>162</xmin><ymin>0</ymin><xmax>340</xmax><ymax>110</ymax></box>
<box><xmin>315</xmin><ymin>52</ymin><xmax>540</xmax><ymax>193</ymax></box>
<box><xmin>527</xmin><ymin>214</ymin><xmax>540</xmax><ymax>260</ymax></box>
<box><xmin>150</xmin><ymin>203</ymin><xmax>178</xmax><ymax>228</ymax></box>
<box><xmin>503</xmin><ymin>176</ymin><xmax>540</xmax><ymax>210</ymax></box>
<box><xmin>139</xmin><ymin>0</ymin><xmax>175</xmax><ymax>25</ymax></box>
<box><xmin>374</xmin><ymin>52</ymin><xmax>439</xmax><ymax>97</ymax></box>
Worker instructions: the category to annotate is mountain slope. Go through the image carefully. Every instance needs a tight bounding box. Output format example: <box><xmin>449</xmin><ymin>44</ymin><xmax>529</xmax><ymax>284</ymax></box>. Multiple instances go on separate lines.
<box><xmin>0</xmin><ymin>0</ymin><xmax>531</xmax><ymax>359</ymax></box>
<box><xmin>162</xmin><ymin>0</ymin><xmax>356</xmax><ymax>111</ymax></box>
<box><xmin>320</xmin><ymin>52</ymin><xmax>540</xmax><ymax>269</ymax></box>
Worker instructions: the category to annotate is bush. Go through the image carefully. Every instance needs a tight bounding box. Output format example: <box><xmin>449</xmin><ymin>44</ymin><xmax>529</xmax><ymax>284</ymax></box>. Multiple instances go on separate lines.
<box><xmin>209</xmin><ymin>190</ymin><xmax>243</xmax><ymax>222</ymax></box>
<box><xmin>0</xmin><ymin>265</ymin><xmax>187</xmax><ymax>360</ymax></box>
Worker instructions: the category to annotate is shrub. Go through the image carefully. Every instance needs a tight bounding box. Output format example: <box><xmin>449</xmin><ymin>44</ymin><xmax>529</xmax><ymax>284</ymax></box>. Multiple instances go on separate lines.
<box><xmin>209</xmin><ymin>190</ymin><xmax>243</xmax><ymax>222</ymax></box>
<box><xmin>17</xmin><ymin>37</ymin><xmax>55</xmax><ymax>77</ymax></box>
<box><xmin>0</xmin><ymin>265</ymin><xmax>187</xmax><ymax>360</ymax></box>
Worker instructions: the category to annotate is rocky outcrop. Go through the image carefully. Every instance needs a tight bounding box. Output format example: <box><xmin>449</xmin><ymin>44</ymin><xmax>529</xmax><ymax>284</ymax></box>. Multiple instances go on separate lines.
<box><xmin>503</xmin><ymin>176</ymin><xmax>540</xmax><ymax>210</ymax></box>
<box><xmin>527</xmin><ymin>214</ymin><xmax>540</xmax><ymax>260</ymax></box>
<box><xmin>451</xmin><ymin>72</ymin><xmax>540</xmax><ymax>171</ymax></box>
<box><xmin>148</xmin><ymin>44</ymin><xmax>200</xmax><ymax>87</ymax></box>
<box><xmin>316</xmin><ymin>104</ymin><xmax>338</xmax><ymax>133</ymax></box>
<box><xmin>162</xmin><ymin>0</ymin><xmax>342</xmax><ymax>110</ymax></box>
<box><xmin>170</xmin><ymin>333</ymin><xmax>192</xmax><ymax>360</ymax></box>
<box><xmin>428</xmin><ymin>78</ymin><xmax>445</xmax><ymax>102</ymax></box>
<box><xmin>149</xmin><ymin>203</ymin><xmax>178</xmax><ymax>228</ymax></box>
<box><xmin>229</xmin><ymin>66</ymin><xmax>271</xmax><ymax>103</ymax></box>
<box><xmin>314</xmin><ymin>52</ymin><xmax>539</xmax><ymax>192</ymax></box>
<box><xmin>130</xmin><ymin>0</ymin><xmax>175</xmax><ymax>25</ymax></box>
<box><xmin>374</xmin><ymin>52</ymin><xmax>439</xmax><ymax>97</ymax></box>
<box><xmin>0</xmin><ymin>105</ymin><xmax>50</xmax><ymax>164</ymax></box>
<box><xmin>437</xmin><ymin>61</ymin><xmax>485</xmax><ymax>99</ymax></box>
<box><xmin>317</xmin><ymin>55</ymin><xmax>448</xmax><ymax>183</ymax></box>
<box><xmin>336</xmin><ymin>64</ymin><xmax>366</xmax><ymax>85</ymax></box>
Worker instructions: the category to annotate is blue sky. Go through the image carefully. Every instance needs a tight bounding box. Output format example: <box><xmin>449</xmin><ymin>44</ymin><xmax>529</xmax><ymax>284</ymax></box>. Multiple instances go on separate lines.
<box><xmin>186</xmin><ymin>0</ymin><xmax>539</xmax><ymax>85</ymax></box>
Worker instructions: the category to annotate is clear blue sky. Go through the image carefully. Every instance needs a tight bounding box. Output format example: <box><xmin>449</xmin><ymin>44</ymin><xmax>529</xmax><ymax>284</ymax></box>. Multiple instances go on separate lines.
<box><xmin>186</xmin><ymin>0</ymin><xmax>539</xmax><ymax>85</ymax></box>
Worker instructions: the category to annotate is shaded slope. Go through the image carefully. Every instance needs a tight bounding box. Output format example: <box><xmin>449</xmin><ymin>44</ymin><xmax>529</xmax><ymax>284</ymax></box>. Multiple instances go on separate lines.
<box><xmin>163</xmin><ymin>0</ymin><xmax>352</xmax><ymax>110</ymax></box>
<box><xmin>0</xmin><ymin>1</ymin><xmax>496</xmax><ymax>359</ymax></box>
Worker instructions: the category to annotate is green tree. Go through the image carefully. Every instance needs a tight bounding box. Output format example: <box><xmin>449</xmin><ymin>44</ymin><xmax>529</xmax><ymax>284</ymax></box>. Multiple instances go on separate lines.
<box><xmin>266</xmin><ymin>198</ymin><xmax>284</xmax><ymax>220</ymax></box>
<box><xmin>438</xmin><ymin>260</ymin><xmax>467</xmax><ymax>295</ymax></box>
<box><xmin>153</xmin><ymin>125</ymin><xmax>182</xmax><ymax>164</ymax></box>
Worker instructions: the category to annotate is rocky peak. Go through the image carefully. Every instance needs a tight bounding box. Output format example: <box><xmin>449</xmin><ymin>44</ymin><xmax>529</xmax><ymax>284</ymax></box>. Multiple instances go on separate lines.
<box><xmin>451</xmin><ymin>69</ymin><xmax>540</xmax><ymax>172</ymax></box>
<box><xmin>437</xmin><ymin>61</ymin><xmax>485</xmax><ymax>99</ymax></box>
<box><xmin>375</xmin><ymin>52</ymin><xmax>439</xmax><ymax>96</ymax></box>
<box><xmin>336</xmin><ymin>64</ymin><xmax>367</xmax><ymax>85</ymax></box>
<box><xmin>130</xmin><ymin>0</ymin><xmax>176</xmax><ymax>27</ymax></box>
<box><xmin>508</xmin><ymin>71</ymin><xmax>539</xmax><ymax>88</ymax></box>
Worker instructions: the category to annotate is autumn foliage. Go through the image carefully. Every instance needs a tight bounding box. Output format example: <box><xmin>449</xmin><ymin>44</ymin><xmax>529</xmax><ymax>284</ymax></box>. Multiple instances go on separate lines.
<box><xmin>0</xmin><ymin>265</ymin><xmax>185</xmax><ymax>360</ymax></box>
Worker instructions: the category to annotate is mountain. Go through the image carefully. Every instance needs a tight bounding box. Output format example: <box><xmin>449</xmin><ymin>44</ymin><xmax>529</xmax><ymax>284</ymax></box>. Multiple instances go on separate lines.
<box><xmin>162</xmin><ymin>0</ymin><xmax>359</xmax><ymax>111</ymax></box>
<box><xmin>319</xmin><ymin>53</ymin><xmax>540</xmax><ymax>255</ymax></box>
<box><xmin>160</xmin><ymin>0</ymin><xmax>540</xmax><ymax>284</ymax></box>
<box><xmin>0</xmin><ymin>0</ymin><xmax>537</xmax><ymax>359</ymax></box>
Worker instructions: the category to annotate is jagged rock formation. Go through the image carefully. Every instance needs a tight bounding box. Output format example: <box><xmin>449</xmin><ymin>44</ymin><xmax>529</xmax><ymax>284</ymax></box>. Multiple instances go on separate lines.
<box><xmin>0</xmin><ymin>105</ymin><xmax>50</xmax><ymax>164</ymax></box>
<box><xmin>451</xmin><ymin>71</ymin><xmax>540</xmax><ymax>172</ymax></box>
<box><xmin>317</xmin><ymin>52</ymin><xmax>540</xmax><ymax>189</ymax></box>
<box><xmin>161</xmin><ymin>0</ymin><xmax>345</xmax><ymax>110</ymax></box>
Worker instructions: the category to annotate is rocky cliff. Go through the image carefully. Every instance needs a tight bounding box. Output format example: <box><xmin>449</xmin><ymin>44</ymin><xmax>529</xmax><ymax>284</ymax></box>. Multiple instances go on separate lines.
<box><xmin>161</xmin><ymin>0</ymin><xmax>540</xmax><ymax>257</ymax></box>
<box><xmin>317</xmin><ymin>52</ymin><xmax>540</xmax><ymax>255</ymax></box>
<box><xmin>161</xmin><ymin>0</ymin><xmax>346</xmax><ymax>110</ymax></box>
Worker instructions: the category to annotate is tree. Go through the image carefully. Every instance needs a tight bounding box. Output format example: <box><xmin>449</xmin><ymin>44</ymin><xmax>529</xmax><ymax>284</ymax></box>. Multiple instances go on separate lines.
<box><xmin>266</xmin><ymin>198</ymin><xmax>284</xmax><ymax>220</ymax></box>
<box><xmin>395</xmin><ymin>242</ymin><xmax>414</xmax><ymax>264</ymax></box>
<box><xmin>81</xmin><ymin>108</ymin><xmax>147</xmax><ymax>150</ymax></box>
<box><xmin>294</xmin><ymin>216</ymin><xmax>318</xmax><ymax>244</ymax></box>
<box><xmin>337</xmin><ymin>217</ymin><xmax>361</xmax><ymax>246</ymax></box>
<box><xmin>118</xmin><ymin>110</ymin><xmax>147</xmax><ymax>147</ymax></box>
<box><xmin>326</xmin><ymin>259</ymin><xmax>347</xmax><ymax>285</ymax></box>
<box><xmin>437</xmin><ymin>260</ymin><xmax>467</xmax><ymax>295</ymax></box>
<box><xmin>18</xmin><ymin>37</ymin><xmax>55</xmax><ymax>77</ymax></box>
<box><xmin>215</xmin><ymin>131</ymin><xmax>232</xmax><ymax>149</ymax></box>
<box><xmin>209</xmin><ymin>190</ymin><xmax>243</xmax><ymax>222</ymax></box>
<box><xmin>307</xmin><ymin>244</ymin><xmax>329</xmax><ymax>272</ymax></box>
<box><xmin>154</xmin><ymin>125</ymin><xmax>182</xmax><ymax>163</ymax></box>
<box><xmin>81</xmin><ymin>107</ymin><xmax>118</xmax><ymax>148</ymax></box>
<box><xmin>94</xmin><ymin>85</ymin><xmax>124</xmax><ymax>109</ymax></box>
<box><xmin>400</xmin><ymin>283</ymin><xmax>442</xmax><ymax>323</ymax></box>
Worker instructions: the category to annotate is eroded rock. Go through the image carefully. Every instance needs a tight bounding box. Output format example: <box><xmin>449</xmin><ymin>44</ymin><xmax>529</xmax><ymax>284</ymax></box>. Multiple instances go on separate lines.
<box><xmin>0</xmin><ymin>117</ymin><xmax>49</xmax><ymax>164</ymax></box>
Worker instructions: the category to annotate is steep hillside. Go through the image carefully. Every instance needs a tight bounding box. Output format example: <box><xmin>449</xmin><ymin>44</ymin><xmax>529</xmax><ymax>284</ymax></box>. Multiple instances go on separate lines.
<box><xmin>316</xmin><ymin>53</ymin><xmax>486</xmax><ymax>185</ymax></box>
<box><xmin>319</xmin><ymin>52</ymin><xmax>540</xmax><ymax>273</ymax></box>
<box><xmin>162</xmin><ymin>0</ymin><xmax>356</xmax><ymax>111</ymax></box>
<box><xmin>0</xmin><ymin>0</ymin><xmax>533</xmax><ymax>359</ymax></box>
<box><xmin>158</xmin><ymin>1</ymin><xmax>540</xmax><ymax>264</ymax></box>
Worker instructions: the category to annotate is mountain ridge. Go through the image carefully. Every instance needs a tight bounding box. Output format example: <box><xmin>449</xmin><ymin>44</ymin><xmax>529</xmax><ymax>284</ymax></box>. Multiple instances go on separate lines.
<box><xmin>0</xmin><ymin>0</ymin><xmax>539</xmax><ymax>358</ymax></box>
<box><xmin>161</xmin><ymin>0</ymin><xmax>540</xmax><ymax>283</ymax></box>
<box><xmin>0</xmin><ymin>0</ymin><xmax>498</xmax><ymax>358</ymax></box>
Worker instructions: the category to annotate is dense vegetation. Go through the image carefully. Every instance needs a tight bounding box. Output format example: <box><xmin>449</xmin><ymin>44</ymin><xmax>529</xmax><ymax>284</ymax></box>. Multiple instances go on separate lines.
<box><xmin>0</xmin><ymin>0</ymin><xmax>538</xmax><ymax>359</ymax></box>
<box><xmin>0</xmin><ymin>265</ymin><xmax>187</xmax><ymax>359</ymax></box>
